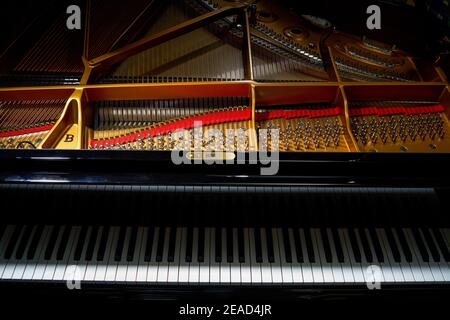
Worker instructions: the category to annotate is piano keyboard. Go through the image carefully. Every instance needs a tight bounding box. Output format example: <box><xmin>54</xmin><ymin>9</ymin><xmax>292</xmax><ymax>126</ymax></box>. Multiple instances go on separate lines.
<box><xmin>1</xmin><ymin>225</ymin><xmax>450</xmax><ymax>284</ymax></box>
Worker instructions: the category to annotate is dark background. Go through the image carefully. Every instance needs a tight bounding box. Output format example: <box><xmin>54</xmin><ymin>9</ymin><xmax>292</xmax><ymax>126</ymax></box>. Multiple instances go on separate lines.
<box><xmin>0</xmin><ymin>0</ymin><xmax>448</xmax><ymax>61</ymax></box>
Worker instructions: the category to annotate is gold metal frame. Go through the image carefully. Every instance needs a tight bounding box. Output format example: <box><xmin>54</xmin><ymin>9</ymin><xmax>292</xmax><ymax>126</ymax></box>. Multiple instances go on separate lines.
<box><xmin>0</xmin><ymin>1</ymin><xmax>449</xmax><ymax>152</ymax></box>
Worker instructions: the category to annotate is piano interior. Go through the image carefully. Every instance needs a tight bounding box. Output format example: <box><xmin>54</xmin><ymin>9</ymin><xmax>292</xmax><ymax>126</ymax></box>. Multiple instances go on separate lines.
<box><xmin>1</xmin><ymin>0</ymin><xmax>450</xmax><ymax>308</ymax></box>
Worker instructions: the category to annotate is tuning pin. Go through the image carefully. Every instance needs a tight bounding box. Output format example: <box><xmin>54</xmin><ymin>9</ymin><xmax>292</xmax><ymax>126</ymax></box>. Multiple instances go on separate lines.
<box><xmin>304</xmin><ymin>122</ymin><xmax>311</xmax><ymax>149</ymax></box>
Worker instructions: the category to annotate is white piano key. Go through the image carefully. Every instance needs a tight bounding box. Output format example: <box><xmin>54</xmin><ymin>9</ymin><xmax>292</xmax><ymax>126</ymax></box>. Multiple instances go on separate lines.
<box><xmin>351</xmin><ymin>228</ymin><xmax>370</xmax><ymax>283</ymax></box>
<box><xmin>390</xmin><ymin>228</ymin><xmax>415</xmax><ymax>282</ymax></box>
<box><xmin>230</xmin><ymin>228</ymin><xmax>241</xmax><ymax>283</ymax></box>
<box><xmin>308</xmin><ymin>229</ymin><xmax>325</xmax><ymax>283</ymax></box>
<box><xmin>157</xmin><ymin>227</ymin><xmax>171</xmax><ymax>283</ymax></box>
<box><xmin>259</xmin><ymin>228</ymin><xmax>272</xmax><ymax>283</ymax></box>
<box><xmin>104</xmin><ymin>227</ymin><xmax>120</xmax><ymax>281</ymax></box>
<box><xmin>178</xmin><ymin>227</ymin><xmax>190</xmax><ymax>283</ymax></box>
<box><xmin>336</xmin><ymin>229</ymin><xmax>355</xmax><ymax>283</ymax></box>
<box><xmin>426</xmin><ymin>228</ymin><xmax>450</xmax><ymax>282</ymax></box>
<box><xmin>209</xmin><ymin>228</ymin><xmax>220</xmax><ymax>283</ymax></box>
<box><xmin>312</xmin><ymin>229</ymin><xmax>334</xmax><ymax>283</ymax></box>
<box><xmin>116</xmin><ymin>226</ymin><xmax>132</xmax><ymax>282</ymax></box>
<box><xmin>372</xmin><ymin>228</ymin><xmax>394</xmax><ymax>283</ymax></box>
<box><xmin>32</xmin><ymin>226</ymin><xmax>55</xmax><ymax>280</ymax></box>
<box><xmin>12</xmin><ymin>226</ymin><xmax>37</xmax><ymax>280</ymax></box>
<box><xmin>68</xmin><ymin>226</ymin><xmax>92</xmax><ymax>281</ymax></box>
<box><xmin>0</xmin><ymin>226</ymin><xmax>16</xmax><ymax>278</ymax></box>
<box><xmin>341</xmin><ymin>228</ymin><xmax>365</xmax><ymax>283</ymax></box>
<box><xmin>417</xmin><ymin>229</ymin><xmax>444</xmax><ymax>282</ymax></box>
<box><xmin>441</xmin><ymin>229</ymin><xmax>450</xmax><ymax>280</ymax></box>
<box><xmin>241</xmin><ymin>228</ymin><xmax>252</xmax><ymax>284</ymax></box>
<box><xmin>167</xmin><ymin>228</ymin><xmax>181</xmax><ymax>283</ymax></box>
<box><xmin>123</xmin><ymin>227</ymin><xmax>142</xmax><ymax>282</ymax></box>
<box><xmin>377</xmin><ymin>229</ymin><xmax>404</xmax><ymax>282</ymax></box>
<box><xmin>220</xmin><ymin>228</ymin><xmax>230</xmax><ymax>284</ymax></box>
<box><xmin>94</xmin><ymin>226</ymin><xmax>116</xmax><ymax>281</ymax></box>
<box><xmin>53</xmin><ymin>227</ymin><xmax>78</xmax><ymax>281</ymax></box>
<box><xmin>189</xmin><ymin>227</ymin><xmax>200</xmax><ymax>283</ymax></box>
<box><xmin>288</xmin><ymin>228</ymin><xmax>303</xmax><ymax>283</ymax></box>
<box><xmin>199</xmin><ymin>228</ymin><xmax>211</xmax><ymax>283</ymax></box>
<box><xmin>275</xmin><ymin>228</ymin><xmax>292</xmax><ymax>283</ymax></box>
<box><xmin>84</xmin><ymin>226</ymin><xmax>104</xmax><ymax>282</ymax></box>
<box><xmin>299</xmin><ymin>228</ymin><xmax>315</xmax><ymax>283</ymax></box>
<box><xmin>326</xmin><ymin>228</ymin><xmax>345</xmax><ymax>283</ymax></box>
<box><xmin>22</xmin><ymin>226</ymin><xmax>51</xmax><ymax>280</ymax></box>
<box><xmin>76</xmin><ymin>227</ymin><xmax>94</xmax><ymax>282</ymax></box>
<box><xmin>248</xmin><ymin>228</ymin><xmax>262</xmax><ymax>284</ymax></box>
<box><xmin>0</xmin><ymin>226</ymin><xmax>14</xmax><ymax>278</ymax></box>
<box><xmin>146</xmin><ymin>227</ymin><xmax>159</xmax><ymax>283</ymax></box>
<box><xmin>269</xmin><ymin>228</ymin><xmax>284</xmax><ymax>283</ymax></box>
<box><xmin>396</xmin><ymin>228</ymin><xmax>424</xmax><ymax>282</ymax></box>
<box><xmin>42</xmin><ymin>226</ymin><xmax>65</xmax><ymax>280</ymax></box>
<box><xmin>361</xmin><ymin>228</ymin><xmax>384</xmax><ymax>282</ymax></box>
<box><xmin>2</xmin><ymin>225</ymin><xmax>26</xmax><ymax>279</ymax></box>
<box><xmin>62</xmin><ymin>226</ymin><xmax>84</xmax><ymax>282</ymax></box>
<box><xmin>135</xmin><ymin>227</ymin><xmax>149</xmax><ymax>282</ymax></box>
<box><xmin>403</xmin><ymin>228</ymin><xmax>434</xmax><ymax>282</ymax></box>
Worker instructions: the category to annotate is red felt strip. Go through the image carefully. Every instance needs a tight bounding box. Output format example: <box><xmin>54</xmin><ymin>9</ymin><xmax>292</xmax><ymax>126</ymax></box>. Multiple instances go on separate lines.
<box><xmin>349</xmin><ymin>104</ymin><xmax>445</xmax><ymax>117</ymax></box>
<box><xmin>0</xmin><ymin>124</ymin><xmax>54</xmax><ymax>138</ymax></box>
<box><xmin>255</xmin><ymin>107</ymin><xmax>341</xmax><ymax>121</ymax></box>
<box><xmin>90</xmin><ymin>108</ymin><xmax>252</xmax><ymax>148</ymax></box>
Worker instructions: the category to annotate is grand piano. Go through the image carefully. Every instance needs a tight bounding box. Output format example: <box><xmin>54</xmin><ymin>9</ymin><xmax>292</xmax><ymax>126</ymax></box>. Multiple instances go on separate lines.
<box><xmin>1</xmin><ymin>0</ymin><xmax>450</xmax><ymax>309</ymax></box>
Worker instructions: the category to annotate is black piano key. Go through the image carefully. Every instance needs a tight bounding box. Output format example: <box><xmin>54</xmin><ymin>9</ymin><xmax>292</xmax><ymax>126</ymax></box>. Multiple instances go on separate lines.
<box><xmin>15</xmin><ymin>225</ymin><xmax>33</xmax><ymax>260</ymax></box>
<box><xmin>114</xmin><ymin>226</ymin><xmax>127</xmax><ymax>262</ymax></box>
<box><xmin>254</xmin><ymin>228</ymin><xmax>263</xmax><ymax>263</ymax></box>
<box><xmin>198</xmin><ymin>227</ymin><xmax>205</xmax><ymax>263</ymax></box>
<box><xmin>74</xmin><ymin>226</ymin><xmax>88</xmax><ymax>261</ymax></box>
<box><xmin>368</xmin><ymin>228</ymin><xmax>384</xmax><ymax>263</ymax></box>
<box><xmin>395</xmin><ymin>228</ymin><xmax>412</xmax><ymax>263</ymax></box>
<box><xmin>167</xmin><ymin>227</ymin><xmax>177</xmax><ymax>263</ymax></box>
<box><xmin>156</xmin><ymin>227</ymin><xmax>165</xmax><ymax>262</ymax></box>
<box><xmin>26</xmin><ymin>225</ymin><xmax>44</xmax><ymax>260</ymax></box>
<box><xmin>214</xmin><ymin>227</ymin><xmax>222</xmax><ymax>263</ymax></box>
<box><xmin>412</xmin><ymin>228</ymin><xmax>429</xmax><ymax>262</ymax></box>
<box><xmin>266</xmin><ymin>228</ymin><xmax>275</xmax><ymax>263</ymax></box>
<box><xmin>237</xmin><ymin>228</ymin><xmax>245</xmax><ymax>263</ymax></box>
<box><xmin>304</xmin><ymin>229</ymin><xmax>315</xmax><ymax>263</ymax></box>
<box><xmin>97</xmin><ymin>226</ymin><xmax>110</xmax><ymax>261</ymax></box>
<box><xmin>44</xmin><ymin>225</ymin><xmax>60</xmax><ymax>260</ymax></box>
<box><xmin>126</xmin><ymin>226</ymin><xmax>138</xmax><ymax>262</ymax></box>
<box><xmin>331</xmin><ymin>228</ymin><xmax>345</xmax><ymax>263</ymax></box>
<box><xmin>282</xmin><ymin>228</ymin><xmax>292</xmax><ymax>263</ymax></box>
<box><xmin>432</xmin><ymin>228</ymin><xmax>450</xmax><ymax>262</ymax></box>
<box><xmin>421</xmin><ymin>228</ymin><xmax>440</xmax><ymax>262</ymax></box>
<box><xmin>85</xmin><ymin>225</ymin><xmax>99</xmax><ymax>261</ymax></box>
<box><xmin>144</xmin><ymin>227</ymin><xmax>154</xmax><ymax>262</ymax></box>
<box><xmin>320</xmin><ymin>228</ymin><xmax>333</xmax><ymax>263</ymax></box>
<box><xmin>226</xmin><ymin>228</ymin><xmax>233</xmax><ymax>263</ymax></box>
<box><xmin>56</xmin><ymin>226</ymin><xmax>72</xmax><ymax>261</ymax></box>
<box><xmin>385</xmin><ymin>228</ymin><xmax>401</xmax><ymax>263</ymax></box>
<box><xmin>348</xmin><ymin>228</ymin><xmax>362</xmax><ymax>263</ymax></box>
<box><xmin>4</xmin><ymin>225</ymin><xmax>23</xmax><ymax>259</ymax></box>
<box><xmin>293</xmin><ymin>229</ymin><xmax>304</xmax><ymax>263</ymax></box>
<box><xmin>186</xmin><ymin>227</ymin><xmax>194</xmax><ymax>263</ymax></box>
<box><xmin>358</xmin><ymin>228</ymin><xmax>373</xmax><ymax>263</ymax></box>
